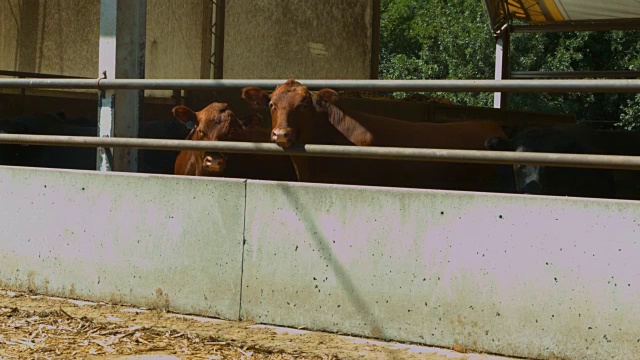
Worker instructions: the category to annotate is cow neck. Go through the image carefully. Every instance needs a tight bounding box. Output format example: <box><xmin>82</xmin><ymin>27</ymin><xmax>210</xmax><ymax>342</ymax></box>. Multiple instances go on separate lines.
<box><xmin>187</xmin><ymin>152</ymin><xmax>200</xmax><ymax>175</ymax></box>
<box><xmin>308</xmin><ymin>108</ymin><xmax>355</xmax><ymax>146</ymax></box>
<box><xmin>320</xmin><ymin>104</ymin><xmax>374</xmax><ymax>146</ymax></box>
<box><xmin>285</xmin><ymin>108</ymin><xmax>355</xmax><ymax>183</ymax></box>
<box><xmin>186</xmin><ymin>128</ymin><xmax>205</xmax><ymax>164</ymax></box>
<box><xmin>286</xmin><ymin>115</ymin><xmax>320</xmax><ymax>182</ymax></box>
<box><xmin>321</xmin><ymin>105</ymin><xmax>507</xmax><ymax>150</ymax></box>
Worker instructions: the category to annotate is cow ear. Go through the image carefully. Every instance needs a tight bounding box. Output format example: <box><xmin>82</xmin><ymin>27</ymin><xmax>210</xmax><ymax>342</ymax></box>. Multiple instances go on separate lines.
<box><xmin>172</xmin><ymin>106</ymin><xmax>198</xmax><ymax>127</ymax></box>
<box><xmin>485</xmin><ymin>136</ymin><xmax>513</xmax><ymax>151</ymax></box>
<box><xmin>242</xmin><ymin>87</ymin><xmax>270</xmax><ymax>109</ymax></box>
<box><xmin>313</xmin><ymin>88</ymin><xmax>339</xmax><ymax>111</ymax></box>
<box><xmin>238</xmin><ymin>113</ymin><xmax>262</xmax><ymax>129</ymax></box>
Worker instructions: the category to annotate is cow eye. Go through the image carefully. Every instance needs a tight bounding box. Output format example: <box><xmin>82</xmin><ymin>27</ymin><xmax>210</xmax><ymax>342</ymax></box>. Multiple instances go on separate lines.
<box><xmin>268</xmin><ymin>102</ymin><xmax>275</xmax><ymax>109</ymax></box>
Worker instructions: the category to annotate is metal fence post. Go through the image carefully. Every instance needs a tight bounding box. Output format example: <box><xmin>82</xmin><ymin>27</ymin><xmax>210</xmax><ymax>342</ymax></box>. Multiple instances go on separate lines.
<box><xmin>97</xmin><ymin>0</ymin><xmax>146</xmax><ymax>172</ymax></box>
<box><xmin>114</xmin><ymin>0</ymin><xmax>146</xmax><ymax>173</ymax></box>
<box><xmin>97</xmin><ymin>0</ymin><xmax>117</xmax><ymax>171</ymax></box>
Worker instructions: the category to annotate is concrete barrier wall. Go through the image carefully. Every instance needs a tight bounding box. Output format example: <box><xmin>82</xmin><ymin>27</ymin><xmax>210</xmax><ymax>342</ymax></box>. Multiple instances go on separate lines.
<box><xmin>0</xmin><ymin>166</ymin><xmax>246</xmax><ymax>320</ymax></box>
<box><xmin>242</xmin><ymin>181</ymin><xmax>640</xmax><ymax>360</ymax></box>
<box><xmin>1</xmin><ymin>165</ymin><xmax>640</xmax><ymax>359</ymax></box>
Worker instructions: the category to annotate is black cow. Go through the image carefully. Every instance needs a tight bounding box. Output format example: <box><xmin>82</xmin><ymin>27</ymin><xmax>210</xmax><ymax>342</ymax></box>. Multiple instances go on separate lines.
<box><xmin>139</xmin><ymin>118</ymin><xmax>190</xmax><ymax>174</ymax></box>
<box><xmin>0</xmin><ymin>112</ymin><xmax>189</xmax><ymax>174</ymax></box>
<box><xmin>0</xmin><ymin>112</ymin><xmax>94</xmax><ymax>168</ymax></box>
<box><xmin>485</xmin><ymin>125</ymin><xmax>616</xmax><ymax>199</ymax></box>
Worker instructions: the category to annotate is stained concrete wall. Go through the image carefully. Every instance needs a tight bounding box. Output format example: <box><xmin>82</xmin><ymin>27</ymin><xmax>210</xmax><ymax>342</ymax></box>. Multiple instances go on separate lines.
<box><xmin>1</xmin><ymin>165</ymin><xmax>639</xmax><ymax>360</ymax></box>
<box><xmin>0</xmin><ymin>0</ymin><xmax>376</xmax><ymax>97</ymax></box>
<box><xmin>0</xmin><ymin>0</ymin><xmax>209</xmax><ymax>98</ymax></box>
<box><xmin>223</xmin><ymin>0</ymin><xmax>375</xmax><ymax>79</ymax></box>
<box><xmin>0</xmin><ymin>0</ymin><xmax>99</xmax><ymax>78</ymax></box>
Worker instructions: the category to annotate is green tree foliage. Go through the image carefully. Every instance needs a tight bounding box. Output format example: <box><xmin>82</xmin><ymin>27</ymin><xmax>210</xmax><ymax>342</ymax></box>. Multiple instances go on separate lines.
<box><xmin>380</xmin><ymin>0</ymin><xmax>495</xmax><ymax>106</ymax></box>
<box><xmin>379</xmin><ymin>0</ymin><xmax>640</xmax><ymax>129</ymax></box>
<box><xmin>510</xmin><ymin>31</ymin><xmax>640</xmax><ymax>129</ymax></box>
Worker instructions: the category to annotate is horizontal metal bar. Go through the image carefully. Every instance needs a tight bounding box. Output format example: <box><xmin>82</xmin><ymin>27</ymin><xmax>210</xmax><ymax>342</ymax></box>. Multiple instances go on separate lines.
<box><xmin>511</xmin><ymin>71</ymin><xmax>640</xmax><ymax>80</ymax></box>
<box><xmin>0</xmin><ymin>133</ymin><xmax>639</xmax><ymax>170</ymax></box>
<box><xmin>0</xmin><ymin>79</ymin><xmax>102</xmax><ymax>90</ymax></box>
<box><xmin>1</xmin><ymin>79</ymin><xmax>640</xmax><ymax>93</ymax></box>
<box><xmin>511</xmin><ymin>18</ymin><xmax>640</xmax><ymax>33</ymax></box>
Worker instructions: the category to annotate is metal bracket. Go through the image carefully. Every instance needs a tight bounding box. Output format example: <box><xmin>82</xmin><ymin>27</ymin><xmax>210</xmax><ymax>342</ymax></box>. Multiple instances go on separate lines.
<box><xmin>98</xmin><ymin>70</ymin><xmax>108</xmax><ymax>98</ymax></box>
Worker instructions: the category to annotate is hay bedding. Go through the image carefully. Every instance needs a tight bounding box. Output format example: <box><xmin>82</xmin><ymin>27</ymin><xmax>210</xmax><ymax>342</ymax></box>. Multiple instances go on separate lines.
<box><xmin>0</xmin><ymin>305</ymin><xmax>295</xmax><ymax>360</ymax></box>
<box><xmin>0</xmin><ymin>289</ymin><xmax>491</xmax><ymax>360</ymax></box>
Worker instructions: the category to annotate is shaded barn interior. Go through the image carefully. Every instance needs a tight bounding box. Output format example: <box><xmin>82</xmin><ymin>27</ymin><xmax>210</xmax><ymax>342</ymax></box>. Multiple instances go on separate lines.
<box><xmin>0</xmin><ymin>0</ymin><xmax>639</xmax><ymax>198</ymax></box>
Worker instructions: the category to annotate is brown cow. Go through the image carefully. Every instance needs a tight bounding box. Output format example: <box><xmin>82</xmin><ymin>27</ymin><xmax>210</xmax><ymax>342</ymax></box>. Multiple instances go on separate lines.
<box><xmin>173</xmin><ymin>102</ymin><xmax>248</xmax><ymax>176</ymax></box>
<box><xmin>242</xmin><ymin>79</ymin><xmax>509</xmax><ymax>191</ymax></box>
<box><xmin>173</xmin><ymin>102</ymin><xmax>297</xmax><ymax>181</ymax></box>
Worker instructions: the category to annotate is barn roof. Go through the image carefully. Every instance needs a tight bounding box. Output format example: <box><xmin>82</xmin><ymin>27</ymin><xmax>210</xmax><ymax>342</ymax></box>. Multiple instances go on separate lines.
<box><xmin>483</xmin><ymin>0</ymin><xmax>640</xmax><ymax>34</ymax></box>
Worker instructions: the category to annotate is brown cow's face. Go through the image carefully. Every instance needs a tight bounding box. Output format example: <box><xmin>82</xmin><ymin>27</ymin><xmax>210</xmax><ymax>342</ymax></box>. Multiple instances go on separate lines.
<box><xmin>193</xmin><ymin>102</ymin><xmax>238</xmax><ymax>141</ymax></box>
<box><xmin>186</xmin><ymin>129</ymin><xmax>227</xmax><ymax>176</ymax></box>
<box><xmin>172</xmin><ymin>102</ymin><xmax>248</xmax><ymax>175</ymax></box>
<box><xmin>242</xmin><ymin>80</ymin><xmax>314</xmax><ymax>148</ymax></box>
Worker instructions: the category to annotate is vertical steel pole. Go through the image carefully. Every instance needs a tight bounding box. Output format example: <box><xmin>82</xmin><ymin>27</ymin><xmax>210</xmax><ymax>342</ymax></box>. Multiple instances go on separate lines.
<box><xmin>200</xmin><ymin>0</ymin><xmax>214</xmax><ymax>80</ymax></box>
<box><xmin>114</xmin><ymin>0</ymin><xmax>146</xmax><ymax>172</ymax></box>
<box><xmin>493</xmin><ymin>26</ymin><xmax>511</xmax><ymax>109</ymax></box>
<box><xmin>97</xmin><ymin>0</ymin><xmax>146</xmax><ymax>172</ymax></box>
<box><xmin>98</xmin><ymin>0</ymin><xmax>117</xmax><ymax>171</ymax></box>
<box><xmin>212</xmin><ymin>0</ymin><xmax>225</xmax><ymax>80</ymax></box>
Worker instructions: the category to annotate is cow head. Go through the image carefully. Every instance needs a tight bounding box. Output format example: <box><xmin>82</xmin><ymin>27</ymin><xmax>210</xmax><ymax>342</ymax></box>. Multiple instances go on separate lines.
<box><xmin>242</xmin><ymin>79</ymin><xmax>315</xmax><ymax>148</ymax></box>
<box><xmin>485</xmin><ymin>136</ymin><xmax>543</xmax><ymax>194</ymax></box>
<box><xmin>172</xmin><ymin>102</ymin><xmax>257</xmax><ymax>176</ymax></box>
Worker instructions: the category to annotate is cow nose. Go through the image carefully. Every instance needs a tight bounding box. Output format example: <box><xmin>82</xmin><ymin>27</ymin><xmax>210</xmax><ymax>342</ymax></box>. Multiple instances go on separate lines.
<box><xmin>522</xmin><ymin>181</ymin><xmax>543</xmax><ymax>194</ymax></box>
<box><xmin>271</xmin><ymin>127</ymin><xmax>295</xmax><ymax>148</ymax></box>
<box><xmin>203</xmin><ymin>155</ymin><xmax>226</xmax><ymax>173</ymax></box>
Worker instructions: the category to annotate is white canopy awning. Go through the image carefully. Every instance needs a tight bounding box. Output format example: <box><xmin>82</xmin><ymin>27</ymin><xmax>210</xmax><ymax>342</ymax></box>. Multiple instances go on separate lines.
<box><xmin>484</xmin><ymin>0</ymin><xmax>640</xmax><ymax>33</ymax></box>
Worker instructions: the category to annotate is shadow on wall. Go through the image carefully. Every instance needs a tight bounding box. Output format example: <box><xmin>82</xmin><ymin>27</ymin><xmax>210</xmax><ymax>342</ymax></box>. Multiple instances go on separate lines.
<box><xmin>276</xmin><ymin>182</ymin><xmax>400</xmax><ymax>360</ymax></box>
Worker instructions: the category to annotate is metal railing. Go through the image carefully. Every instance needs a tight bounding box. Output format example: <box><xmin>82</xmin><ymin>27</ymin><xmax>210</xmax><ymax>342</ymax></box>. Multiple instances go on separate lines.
<box><xmin>510</xmin><ymin>71</ymin><xmax>640</xmax><ymax>80</ymax></box>
<box><xmin>1</xmin><ymin>78</ymin><xmax>640</xmax><ymax>92</ymax></box>
<box><xmin>1</xmin><ymin>134</ymin><xmax>639</xmax><ymax>171</ymax></box>
<box><xmin>1</xmin><ymin>78</ymin><xmax>639</xmax><ymax>170</ymax></box>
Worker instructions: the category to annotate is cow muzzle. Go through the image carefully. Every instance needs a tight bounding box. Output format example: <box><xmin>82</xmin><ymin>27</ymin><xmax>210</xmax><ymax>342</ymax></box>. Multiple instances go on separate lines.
<box><xmin>271</xmin><ymin>127</ymin><xmax>295</xmax><ymax>148</ymax></box>
<box><xmin>202</xmin><ymin>153</ymin><xmax>227</xmax><ymax>174</ymax></box>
